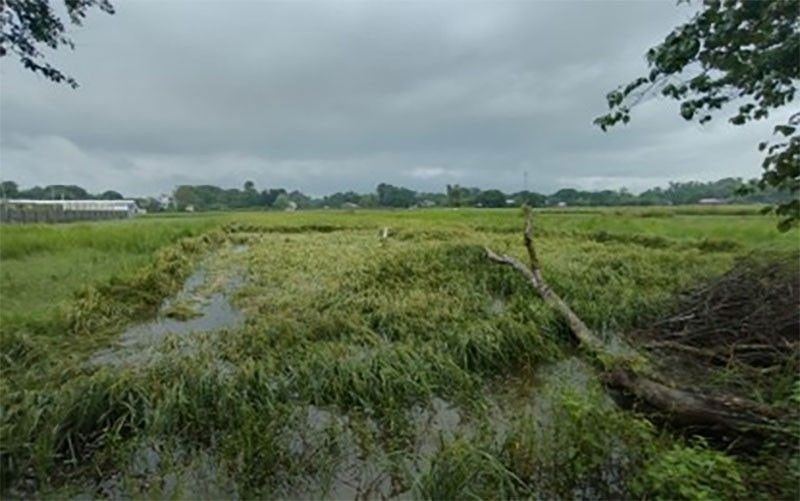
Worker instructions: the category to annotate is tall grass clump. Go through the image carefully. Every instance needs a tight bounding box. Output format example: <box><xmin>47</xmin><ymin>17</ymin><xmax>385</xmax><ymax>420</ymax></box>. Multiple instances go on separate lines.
<box><xmin>65</xmin><ymin>231</ymin><xmax>227</xmax><ymax>336</ymax></box>
<box><xmin>0</xmin><ymin>230</ymin><xmax>231</xmax><ymax>490</ymax></box>
<box><xmin>500</xmin><ymin>360</ymin><xmax>654</xmax><ymax>498</ymax></box>
<box><xmin>415</xmin><ymin>438</ymin><xmax>523</xmax><ymax>499</ymax></box>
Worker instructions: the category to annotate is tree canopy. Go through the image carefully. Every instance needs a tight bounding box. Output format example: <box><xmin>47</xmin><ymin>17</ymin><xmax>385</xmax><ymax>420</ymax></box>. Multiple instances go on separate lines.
<box><xmin>595</xmin><ymin>0</ymin><xmax>799</xmax><ymax>230</ymax></box>
<box><xmin>3</xmin><ymin>177</ymin><xmax>789</xmax><ymax>212</ymax></box>
<box><xmin>1</xmin><ymin>0</ymin><xmax>115</xmax><ymax>87</ymax></box>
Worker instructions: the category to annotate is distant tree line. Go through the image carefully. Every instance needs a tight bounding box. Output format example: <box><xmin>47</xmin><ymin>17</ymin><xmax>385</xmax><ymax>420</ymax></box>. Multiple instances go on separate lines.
<box><xmin>1</xmin><ymin>177</ymin><xmax>791</xmax><ymax>212</ymax></box>
<box><xmin>166</xmin><ymin>178</ymin><xmax>790</xmax><ymax>210</ymax></box>
<box><xmin>0</xmin><ymin>181</ymin><xmax>124</xmax><ymax>201</ymax></box>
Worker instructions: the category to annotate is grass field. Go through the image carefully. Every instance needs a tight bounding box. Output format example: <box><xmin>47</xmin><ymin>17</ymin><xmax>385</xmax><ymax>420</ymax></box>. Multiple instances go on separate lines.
<box><xmin>0</xmin><ymin>207</ymin><xmax>797</xmax><ymax>498</ymax></box>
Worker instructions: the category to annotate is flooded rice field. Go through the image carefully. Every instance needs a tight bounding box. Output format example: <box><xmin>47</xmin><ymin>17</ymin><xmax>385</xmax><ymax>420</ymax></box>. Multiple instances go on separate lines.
<box><xmin>3</xmin><ymin>218</ymin><xmax>795</xmax><ymax>499</ymax></box>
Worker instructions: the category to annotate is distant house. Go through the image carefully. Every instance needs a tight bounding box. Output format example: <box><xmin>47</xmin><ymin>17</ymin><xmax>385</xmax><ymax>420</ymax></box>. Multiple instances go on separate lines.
<box><xmin>698</xmin><ymin>198</ymin><xmax>726</xmax><ymax>205</ymax></box>
<box><xmin>505</xmin><ymin>199</ymin><xmax>516</xmax><ymax>206</ymax></box>
<box><xmin>419</xmin><ymin>199</ymin><xmax>436</xmax><ymax>208</ymax></box>
<box><xmin>557</xmin><ymin>201</ymin><xmax>568</xmax><ymax>208</ymax></box>
<box><xmin>285</xmin><ymin>201</ymin><xmax>298</xmax><ymax>212</ymax></box>
<box><xmin>185</xmin><ymin>204</ymin><xmax>195</xmax><ymax>212</ymax></box>
<box><xmin>342</xmin><ymin>202</ymin><xmax>359</xmax><ymax>209</ymax></box>
<box><xmin>157</xmin><ymin>193</ymin><xmax>174</xmax><ymax>210</ymax></box>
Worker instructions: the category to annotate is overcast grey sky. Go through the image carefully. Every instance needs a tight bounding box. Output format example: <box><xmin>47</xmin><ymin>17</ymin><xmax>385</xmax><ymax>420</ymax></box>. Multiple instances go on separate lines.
<box><xmin>0</xmin><ymin>0</ymin><xmax>788</xmax><ymax>197</ymax></box>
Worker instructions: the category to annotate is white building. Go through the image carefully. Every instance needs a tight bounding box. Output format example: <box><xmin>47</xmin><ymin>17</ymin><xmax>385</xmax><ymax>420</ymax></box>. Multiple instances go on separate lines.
<box><xmin>698</xmin><ymin>198</ymin><xmax>726</xmax><ymax>205</ymax></box>
<box><xmin>5</xmin><ymin>199</ymin><xmax>139</xmax><ymax>215</ymax></box>
<box><xmin>1</xmin><ymin>199</ymin><xmax>140</xmax><ymax>223</ymax></box>
<box><xmin>157</xmin><ymin>194</ymin><xmax>174</xmax><ymax>210</ymax></box>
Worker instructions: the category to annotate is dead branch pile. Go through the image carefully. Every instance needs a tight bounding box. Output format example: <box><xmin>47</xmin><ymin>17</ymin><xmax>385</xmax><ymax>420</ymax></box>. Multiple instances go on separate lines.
<box><xmin>485</xmin><ymin>208</ymin><xmax>794</xmax><ymax>439</ymax></box>
<box><xmin>638</xmin><ymin>257</ymin><xmax>799</xmax><ymax>371</ymax></box>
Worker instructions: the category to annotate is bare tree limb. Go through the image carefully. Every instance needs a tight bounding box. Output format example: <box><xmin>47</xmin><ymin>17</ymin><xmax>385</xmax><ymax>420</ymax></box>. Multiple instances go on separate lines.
<box><xmin>485</xmin><ymin>207</ymin><xmax>789</xmax><ymax>436</ymax></box>
<box><xmin>485</xmin><ymin>245</ymin><xmax>604</xmax><ymax>352</ymax></box>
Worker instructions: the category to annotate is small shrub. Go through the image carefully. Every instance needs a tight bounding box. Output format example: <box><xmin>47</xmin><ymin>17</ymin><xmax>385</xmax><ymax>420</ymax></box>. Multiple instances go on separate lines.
<box><xmin>633</xmin><ymin>440</ymin><xmax>745</xmax><ymax>500</ymax></box>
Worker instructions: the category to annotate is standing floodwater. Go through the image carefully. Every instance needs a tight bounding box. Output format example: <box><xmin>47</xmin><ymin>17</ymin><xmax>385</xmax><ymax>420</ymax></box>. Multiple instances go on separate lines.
<box><xmin>89</xmin><ymin>265</ymin><xmax>245</xmax><ymax>368</ymax></box>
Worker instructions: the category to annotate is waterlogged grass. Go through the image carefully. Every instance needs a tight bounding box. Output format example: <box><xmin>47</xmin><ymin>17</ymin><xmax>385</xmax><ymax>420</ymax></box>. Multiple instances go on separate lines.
<box><xmin>0</xmin><ymin>208</ymin><xmax>797</xmax><ymax>498</ymax></box>
<box><xmin>0</xmin><ymin>217</ymin><xmax>227</xmax><ymax>329</ymax></box>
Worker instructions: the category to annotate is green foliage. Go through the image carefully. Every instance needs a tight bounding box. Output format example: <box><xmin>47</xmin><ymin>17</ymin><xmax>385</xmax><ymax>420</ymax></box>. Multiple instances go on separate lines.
<box><xmin>415</xmin><ymin>439</ymin><xmax>523</xmax><ymax>499</ymax></box>
<box><xmin>3</xmin><ymin>175</ymin><xmax>792</xmax><ymax>214</ymax></box>
<box><xmin>64</xmin><ymin>232</ymin><xmax>223</xmax><ymax>336</ymax></box>
<box><xmin>4</xmin><ymin>183</ymin><xmax>93</xmax><ymax>200</ymax></box>
<box><xmin>476</xmin><ymin>189</ymin><xmax>508</xmax><ymax>208</ymax></box>
<box><xmin>376</xmin><ymin>183</ymin><xmax>417</xmax><ymax>208</ymax></box>
<box><xmin>596</xmin><ymin>0</ymin><xmax>800</xmax><ymax>230</ymax></box>
<box><xmin>634</xmin><ymin>440</ymin><xmax>746</xmax><ymax>500</ymax></box>
<box><xmin>0</xmin><ymin>0</ymin><xmax>115</xmax><ymax>87</ymax></box>
<box><xmin>0</xmin><ymin>181</ymin><xmax>18</xmax><ymax>198</ymax></box>
<box><xmin>272</xmin><ymin>193</ymin><xmax>291</xmax><ymax>210</ymax></box>
<box><xmin>446</xmin><ymin>183</ymin><xmax>465</xmax><ymax>207</ymax></box>
<box><xmin>173</xmin><ymin>183</ymin><xmax>267</xmax><ymax>211</ymax></box>
<box><xmin>502</xmin><ymin>362</ymin><xmax>655</xmax><ymax>498</ymax></box>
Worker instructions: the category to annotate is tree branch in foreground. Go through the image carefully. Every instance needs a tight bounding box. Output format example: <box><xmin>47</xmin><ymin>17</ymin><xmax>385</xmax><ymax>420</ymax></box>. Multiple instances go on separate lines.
<box><xmin>485</xmin><ymin>208</ymin><xmax>789</xmax><ymax>436</ymax></box>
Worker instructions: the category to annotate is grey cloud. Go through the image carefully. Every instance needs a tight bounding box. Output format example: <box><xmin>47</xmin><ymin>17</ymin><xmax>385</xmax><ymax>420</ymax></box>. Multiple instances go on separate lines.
<box><xmin>0</xmin><ymin>0</ymin><xmax>776</xmax><ymax>196</ymax></box>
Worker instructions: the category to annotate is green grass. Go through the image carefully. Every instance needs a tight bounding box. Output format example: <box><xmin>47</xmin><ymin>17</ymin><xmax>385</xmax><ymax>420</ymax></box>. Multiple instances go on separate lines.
<box><xmin>0</xmin><ymin>207</ymin><xmax>797</xmax><ymax>498</ymax></box>
<box><xmin>0</xmin><ymin>217</ymin><xmax>225</xmax><ymax>325</ymax></box>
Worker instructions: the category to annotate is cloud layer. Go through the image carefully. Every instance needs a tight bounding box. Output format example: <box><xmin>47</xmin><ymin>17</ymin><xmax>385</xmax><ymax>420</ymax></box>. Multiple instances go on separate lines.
<box><xmin>0</xmin><ymin>0</ymin><xmax>783</xmax><ymax>196</ymax></box>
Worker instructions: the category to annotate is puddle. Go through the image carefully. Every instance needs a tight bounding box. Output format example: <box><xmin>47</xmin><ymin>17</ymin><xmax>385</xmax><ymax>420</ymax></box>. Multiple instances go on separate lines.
<box><xmin>282</xmin><ymin>397</ymin><xmax>471</xmax><ymax>500</ymax></box>
<box><xmin>410</xmin><ymin>397</ymin><xmax>462</xmax><ymax>463</ymax></box>
<box><xmin>160</xmin><ymin>449</ymin><xmax>239</xmax><ymax>500</ymax></box>
<box><xmin>81</xmin><ymin>358</ymin><xmax>631</xmax><ymax>499</ymax></box>
<box><xmin>282</xmin><ymin>406</ymin><xmax>391</xmax><ymax>500</ymax></box>
<box><xmin>82</xmin><ymin>443</ymin><xmax>239</xmax><ymax>500</ymax></box>
<box><xmin>492</xmin><ymin>358</ymin><xmax>632</xmax><ymax>499</ymax></box>
<box><xmin>89</xmin><ymin>267</ymin><xmax>244</xmax><ymax>368</ymax></box>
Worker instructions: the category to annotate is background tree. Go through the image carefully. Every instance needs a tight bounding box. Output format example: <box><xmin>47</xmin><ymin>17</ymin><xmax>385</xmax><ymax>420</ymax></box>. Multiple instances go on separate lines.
<box><xmin>287</xmin><ymin>190</ymin><xmax>311</xmax><ymax>209</ymax></box>
<box><xmin>476</xmin><ymin>189</ymin><xmax>508</xmax><ymax>208</ymax></box>
<box><xmin>272</xmin><ymin>193</ymin><xmax>291</xmax><ymax>210</ymax></box>
<box><xmin>261</xmin><ymin>188</ymin><xmax>287</xmax><ymax>207</ymax></box>
<box><xmin>512</xmin><ymin>191</ymin><xmax>547</xmax><ymax>208</ymax></box>
<box><xmin>0</xmin><ymin>181</ymin><xmax>19</xmax><ymax>199</ymax></box>
<box><xmin>595</xmin><ymin>0</ymin><xmax>799</xmax><ymax>230</ymax></box>
<box><xmin>173</xmin><ymin>185</ymin><xmax>202</xmax><ymax>210</ymax></box>
<box><xmin>357</xmin><ymin>193</ymin><xmax>378</xmax><ymax>208</ymax></box>
<box><xmin>446</xmin><ymin>184</ymin><xmax>463</xmax><ymax>207</ymax></box>
<box><xmin>98</xmin><ymin>190</ymin><xmax>123</xmax><ymax>200</ymax></box>
<box><xmin>376</xmin><ymin>183</ymin><xmax>416</xmax><ymax>208</ymax></box>
<box><xmin>1</xmin><ymin>0</ymin><xmax>115</xmax><ymax>88</ymax></box>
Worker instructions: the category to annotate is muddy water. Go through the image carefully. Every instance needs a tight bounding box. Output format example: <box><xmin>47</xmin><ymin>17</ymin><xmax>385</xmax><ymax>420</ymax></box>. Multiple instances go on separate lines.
<box><xmin>296</xmin><ymin>359</ymin><xmax>628</xmax><ymax>500</ymax></box>
<box><xmin>88</xmin><ymin>266</ymin><xmax>244</xmax><ymax>368</ymax></box>
<box><xmin>81</xmin><ymin>355</ymin><xmax>629</xmax><ymax>499</ymax></box>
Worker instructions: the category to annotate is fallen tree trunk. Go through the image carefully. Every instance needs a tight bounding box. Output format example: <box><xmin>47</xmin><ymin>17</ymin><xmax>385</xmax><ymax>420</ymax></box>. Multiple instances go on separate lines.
<box><xmin>605</xmin><ymin>369</ymin><xmax>782</xmax><ymax>432</ymax></box>
<box><xmin>485</xmin><ymin>208</ymin><xmax>788</xmax><ymax>437</ymax></box>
